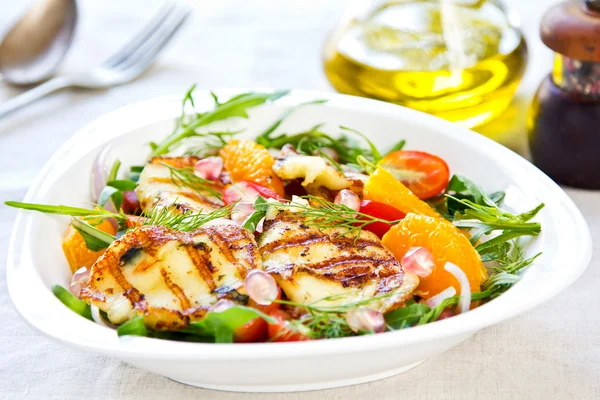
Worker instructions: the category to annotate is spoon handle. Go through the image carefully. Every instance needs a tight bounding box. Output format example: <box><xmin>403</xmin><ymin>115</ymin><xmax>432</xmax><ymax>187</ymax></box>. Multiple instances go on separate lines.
<box><xmin>0</xmin><ymin>77</ymin><xmax>72</xmax><ymax>118</ymax></box>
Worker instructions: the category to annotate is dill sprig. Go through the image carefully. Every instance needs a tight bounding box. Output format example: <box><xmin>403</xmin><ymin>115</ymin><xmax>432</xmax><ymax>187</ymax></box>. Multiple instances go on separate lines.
<box><xmin>184</xmin><ymin>130</ymin><xmax>243</xmax><ymax>158</ymax></box>
<box><xmin>263</xmin><ymin>195</ymin><xmax>402</xmax><ymax>240</ymax></box>
<box><xmin>161</xmin><ymin>162</ymin><xmax>223</xmax><ymax>201</ymax></box>
<box><xmin>274</xmin><ymin>288</ymin><xmax>412</xmax><ymax>339</ymax></box>
<box><xmin>138</xmin><ymin>203</ymin><xmax>234</xmax><ymax>232</ymax></box>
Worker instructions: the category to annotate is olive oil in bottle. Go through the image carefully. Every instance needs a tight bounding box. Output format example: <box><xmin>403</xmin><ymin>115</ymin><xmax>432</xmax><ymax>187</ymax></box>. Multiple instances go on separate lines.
<box><xmin>323</xmin><ymin>0</ymin><xmax>527</xmax><ymax>128</ymax></box>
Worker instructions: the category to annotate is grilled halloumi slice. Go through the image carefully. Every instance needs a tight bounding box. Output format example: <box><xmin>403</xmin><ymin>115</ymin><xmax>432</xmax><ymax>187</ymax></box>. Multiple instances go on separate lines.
<box><xmin>273</xmin><ymin>154</ymin><xmax>350</xmax><ymax>191</ymax></box>
<box><xmin>257</xmin><ymin>206</ymin><xmax>418</xmax><ymax>313</ymax></box>
<box><xmin>136</xmin><ymin>156</ymin><xmax>223</xmax><ymax>214</ymax></box>
<box><xmin>80</xmin><ymin>223</ymin><xmax>260</xmax><ymax>330</ymax></box>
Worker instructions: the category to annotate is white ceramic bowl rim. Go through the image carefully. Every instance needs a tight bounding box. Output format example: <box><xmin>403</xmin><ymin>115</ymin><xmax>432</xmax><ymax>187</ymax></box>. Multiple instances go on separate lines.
<box><xmin>7</xmin><ymin>89</ymin><xmax>592</xmax><ymax>361</ymax></box>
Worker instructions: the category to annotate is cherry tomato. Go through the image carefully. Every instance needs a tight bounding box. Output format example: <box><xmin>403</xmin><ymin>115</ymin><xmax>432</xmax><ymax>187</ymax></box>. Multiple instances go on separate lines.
<box><xmin>122</xmin><ymin>191</ymin><xmax>141</xmax><ymax>214</ymax></box>
<box><xmin>234</xmin><ymin>287</ymin><xmax>282</xmax><ymax>343</ymax></box>
<box><xmin>379</xmin><ymin>150</ymin><xmax>450</xmax><ymax>200</ymax></box>
<box><xmin>234</xmin><ymin>317</ymin><xmax>268</xmax><ymax>343</ymax></box>
<box><xmin>267</xmin><ymin>310</ymin><xmax>310</xmax><ymax>342</ymax></box>
<box><xmin>126</xmin><ymin>215</ymin><xmax>145</xmax><ymax>228</ymax></box>
<box><xmin>359</xmin><ymin>200</ymin><xmax>406</xmax><ymax>238</ymax></box>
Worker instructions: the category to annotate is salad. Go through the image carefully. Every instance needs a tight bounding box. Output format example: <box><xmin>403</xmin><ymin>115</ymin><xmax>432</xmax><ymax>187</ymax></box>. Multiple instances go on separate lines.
<box><xmin>6</xmin><ymin>88</ymin><xmax>544</xmax><ymax>343</ymax></box>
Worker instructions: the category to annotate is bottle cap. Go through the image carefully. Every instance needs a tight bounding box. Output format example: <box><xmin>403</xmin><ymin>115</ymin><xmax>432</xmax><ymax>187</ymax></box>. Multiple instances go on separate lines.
<box><xmin>541</xmin><ymin>0</ymin><xmax>600</xmax><ymax>62</ymax></box>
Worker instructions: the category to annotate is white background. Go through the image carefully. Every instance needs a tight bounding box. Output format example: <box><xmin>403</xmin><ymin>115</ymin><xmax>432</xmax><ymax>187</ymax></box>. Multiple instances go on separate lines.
<box><xmin>0</xmin><ymin>0</ymin><xmax>598</xmax><ymax>399</ymax></box>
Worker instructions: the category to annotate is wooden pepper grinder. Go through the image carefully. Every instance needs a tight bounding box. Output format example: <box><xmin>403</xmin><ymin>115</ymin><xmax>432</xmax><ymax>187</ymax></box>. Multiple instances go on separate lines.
<box><xmin>528</xmin><ymin>0</ymin><xmax>600</xmax><ymax>189</ymax></box>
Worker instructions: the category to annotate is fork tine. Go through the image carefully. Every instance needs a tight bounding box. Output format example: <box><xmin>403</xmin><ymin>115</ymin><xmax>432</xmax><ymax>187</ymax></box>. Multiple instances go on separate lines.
<box><xmin>102</xmin><ymin>1</ymin><xmax>176</xmax><ymax>68</ymax></box>
<box><xmin>116</xmin><ymin>8</ymin><xmax>191</xmax><ymax>74</ymax></box>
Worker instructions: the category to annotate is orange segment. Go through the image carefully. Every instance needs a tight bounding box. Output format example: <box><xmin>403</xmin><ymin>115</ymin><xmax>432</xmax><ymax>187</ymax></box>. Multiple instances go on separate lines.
<box><xmin>220</xmin><ymin>139</ymin><xmax>285</xmax><ymax>197</ymax></box>
<box><xmin>364</xmin><ymin>167</ymin><xmax>440</xmax><ymax>218</ymax></box>
<box><xmin>62</xmin><ymin>218</ymin><xmax>116</xmax><ymax>273</ymax></box>
<box><xmin>382</xmin><ymin>213</ymin><xmax>486</xmax><ymax>299</ymax></box>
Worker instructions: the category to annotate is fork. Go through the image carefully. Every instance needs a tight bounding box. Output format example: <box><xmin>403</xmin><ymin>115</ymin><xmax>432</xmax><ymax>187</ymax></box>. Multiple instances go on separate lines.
<box><xmin>0</xmin><ymin>2</ymin><xmax>191</xmax><ymax>119</ymax></box>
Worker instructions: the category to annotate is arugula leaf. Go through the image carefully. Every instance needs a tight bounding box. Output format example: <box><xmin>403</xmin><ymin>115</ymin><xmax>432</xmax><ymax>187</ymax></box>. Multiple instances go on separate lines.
<box><xmin>151</xmin><ymin>90</ymin><xmax>289</xmax><ymax>156</ymax></box>
<box><xmin>256</xmin><ymin>99</ymin><xmax>328</xmax><ymax>146</ymax></box>
<box><xmin>52</xmin><ymin>285</ymin><xmax>93</xmax><ymax>320</ymax></box>
<box><xmin>181</xmin><ymin>306</ymin><xmax>274</xmax><ymax>343</ymax></box>
<box><xmin>387</xmin><ymin>139</ymin><xmax>406</xmax><ymax>154</ymax></box>
<box><xmin>5</xmin><ymin>201</ymin><xmax>117</xmax><ymax>217</ymax></box>
<box><xmin>106</xmin><ymin>180</ymin><xmax>137</xmax><ymax>191</ymax></box>
<box><xmin>70</xmin><ymin>218</ymin><xmax>116</xmax><ymax>251</ymax></box>
<box><xmin>97</xmin><ymin>186</ymin><xmax>119</xmax><ymax>207</ymax></box>
<box><xmin>340</xmin><ymin>126</ymin><xmax>382</xmax><ymax>162</ymax></box>
<box><xmin>108</xmin><ymin>160</ymin><xmax>121</xmax><ymax>182</ymax></box>
<box><xmin>242</xmin><ymin>210</ymin><xmax>266</xmax><ymax>232</ymax></box>
<box><xmin>117</xmin><ymin>315</ymin><xmax>147</xmax><ymax>337</ymax></box>
<box><xmin>384</xmin><ymin>301</ymin><xmax>430</xmax><ymax>329</ymax></box>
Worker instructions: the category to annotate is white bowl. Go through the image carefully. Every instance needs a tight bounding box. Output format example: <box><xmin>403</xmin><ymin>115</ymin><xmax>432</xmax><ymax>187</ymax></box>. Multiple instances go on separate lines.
<box><xmin>7</xmin><ymin>90</ymin><xmax>592</xmax><ymax>392</ymax></box>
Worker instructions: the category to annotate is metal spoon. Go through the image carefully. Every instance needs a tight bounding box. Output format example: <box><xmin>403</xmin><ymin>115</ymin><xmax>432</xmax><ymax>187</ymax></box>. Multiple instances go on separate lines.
<box><xmin>0</xmin><ymin>0</ymin><xmax>78</xmax><ymax>85</ymax></box>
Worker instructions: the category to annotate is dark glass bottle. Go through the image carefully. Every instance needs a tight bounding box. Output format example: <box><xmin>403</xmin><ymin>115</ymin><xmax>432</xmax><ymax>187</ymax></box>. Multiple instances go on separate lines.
<box><xmin>528</xmin><ymin>0</ymin><xmax>600</xmax><ymax>189</ymax></box>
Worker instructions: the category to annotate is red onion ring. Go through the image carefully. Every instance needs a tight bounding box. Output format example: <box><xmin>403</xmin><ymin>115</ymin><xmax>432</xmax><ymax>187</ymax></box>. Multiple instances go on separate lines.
<box><xmin>443</xmin><ymin>262</ymin><xmax>471</xmax><ymax>314</ymax></box>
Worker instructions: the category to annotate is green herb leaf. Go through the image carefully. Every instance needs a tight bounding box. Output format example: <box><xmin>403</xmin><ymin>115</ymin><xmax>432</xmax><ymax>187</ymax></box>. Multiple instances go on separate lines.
<box><xmin>181</xmin><ymin>306</ymin><xmax>274</xmax><ymax>343</ymax></box>
<box><xmin>97</xmin><ymin>186</ymin><xmax>119</xmax><ymax>207</ymax></box>
<box><xmin>384</xmin><ymin>301</ymin><xmax>430</xmax><ymax>329</ymax></box>
<box><xmin>256</xmin><ymin>99</ymin><xmax>328</xmax><ymax>146</ymax></box>
<box><xmin>242</xmin><ymin>210</ymin><xmax>266</xmax><ymax>232</ymax></box>
<box><xmin>117</xmin><ymin>315</ymin><xmax>148</xmax><ymax>337</ymax></box>
<box><xmin>387</xmin><ymin>139</ymin><xmax>406</xmax><ymax>154</ymax></box>
<box><xmin>5</xmin><ymin>201</ymin><xmax>116</xmax><ymax>217</ymax></box>
<box><xmin>52</xmin><ymin>285</ymin><xmax>93</xmax><ymax>320</ymax></box>
<box><xmin>161</xmin><ymin>163</ymin><xmax>223</xmax><ymax>201</ymax></box>
<box><xmin>108</xmin><ymin>160</ymin><xmax>121</xmax><ymax>182</ymax></box>
<box><xmin>340</xmin><ymin>126</ymin><xmax>382</xmax><ymax>162</ymax></box>
<box><xmin>140</xmin><ymin>203</ymin><xmax>234</xmax><ymax>232</ymax></box>
<box><xmin>152</xmin><ymin>90</ymin><xmax>289</xmax><ymax>156</ymax></box>
<box><xmin>71</xmin><ymin>218</ymin><xmax>115</xmax><ymax>251</ymax></box>
<box><xmin>106</xmin><ymin>179</ymin><xmax>137</xmax><ymax>191</ymax></box>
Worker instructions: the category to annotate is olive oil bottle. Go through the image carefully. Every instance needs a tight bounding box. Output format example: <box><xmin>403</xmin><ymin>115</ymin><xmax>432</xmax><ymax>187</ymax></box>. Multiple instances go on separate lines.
<box><xmin>323</xmin><ymin>0</ymin><xmax>527</xmax><ymax>128</ymax></box>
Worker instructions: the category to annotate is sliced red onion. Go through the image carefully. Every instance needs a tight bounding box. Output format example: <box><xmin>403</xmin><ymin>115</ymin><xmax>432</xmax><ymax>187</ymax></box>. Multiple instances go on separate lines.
<box><xmin>281</xmin><ymin>143</ymin><xmax>297</xmax><ymax>156</ymax></box>
<box><xmin>244</xmin><ymin>269</ymin><xmax>278</xmax><ymax>306</ymax></box>
<box><xmin>316</xmin><ymin>147</ymin><xmax>339</xmax><ymax>162</ymax></box>
<box><xmin>444</xmin><ymin>262</ymin><xmax>471</xmax><ymax>314</ymax></box>
<box><xmin>255</xmin><ymin>217</ymin><xmax>265</xmax><ymax>233</ymax></box>
<box><xmin>209</xmin><ymin>299</ymin><xmax>235</xmax><ymax>313</ymax></box>
<box><xmin>425</xmin><ymin>286</ymin><xmax>457</xmax><ymax>309</ymax></box>
<box><xmin>345</xmin><ymin>308</ymin><xmax>386</xmax><ymax>333</ymax></box>
<box><xmin>232</xmin><ymin>202</ymin><xmax>256</xmax><ymax>224</ymax></box>
<box><xmin>92</xmin><ymin>143</ymin><xmax>112</xmax><ymax>201</ymax></box>
<box><xmin>334</xmin><ymin>189</ymin><xmax>360</xmax><ymax>212</ymax></box>
<box><xmin>194</xmin><ymin>156</ymin><xmax>223</xmax><ymax>181</ymax></box>
<box><xmin>69</xmin><ymin>267</ymin><xmax>90</xmax><ymax>298</ymax></box>
<box><xmin>222</xmin><ymin>182</ymin><xmax>261</xmax><ymax>205</ymax></box>
<box><xmin>401</xmin><ymin>247</ymin><xmax>435</xmax><ymax>277</ymax></box>
<box><xmin>91</xmin><ymin>305</ymin><xmax>117</xmax><ymax>328</ymax></box>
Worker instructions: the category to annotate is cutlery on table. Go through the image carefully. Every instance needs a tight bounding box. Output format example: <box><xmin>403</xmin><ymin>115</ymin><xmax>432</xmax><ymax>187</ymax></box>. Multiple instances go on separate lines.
<box><xmin>0</xmin><ymin>2</ymin><xmax>191</xmax><ymax>118</ymax></box>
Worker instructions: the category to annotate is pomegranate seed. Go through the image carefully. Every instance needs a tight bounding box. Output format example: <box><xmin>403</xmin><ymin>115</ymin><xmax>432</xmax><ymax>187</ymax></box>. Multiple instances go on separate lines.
<box><xmin>244</xmin><ymin>270</ymin><xmax>278</xmax><ymax>306</ymax></box>
<box><xmin>345</xmin><ymin>308</ymin><xmax>386</xmax><ymax>333</ymax></box>
<box><xmin>194</xmin><ymin>156</ymin><xmax>223</xmax><ymax>181</ymax></box>
<box><xmin>334</xmin><ymin>189</ymin><xmax>360</xmax><ymax>211</ymax></box>
<box><xmin>401</xmin><ymin>247</ymin><xmax>435</xmax><ymax>277</ymax></box>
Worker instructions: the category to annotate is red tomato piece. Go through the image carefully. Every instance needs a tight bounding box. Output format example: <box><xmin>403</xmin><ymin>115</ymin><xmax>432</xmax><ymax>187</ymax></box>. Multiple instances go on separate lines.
<box><xmin>379</xmin><ymin>150</ymin><xmax>450</xmax><ymax>200</ymax></box>
<box><xmin>234</xmin><ymin>317</ymin><xmax>268</xmax><ymax>343</ymax></box>
<box><xmin>359</xmin><ymin>200</ymin><xmax>406</xmax><ymax>238</ymax></box>
<box><xmin>267</xmin><ymin>310</ymin><xmax>310</xmax><ymax>342</ymax></box>
<box><xmin>234</xmin><ymin>288</ymin><xmax>282</xmax><ymax>343</ymax></box>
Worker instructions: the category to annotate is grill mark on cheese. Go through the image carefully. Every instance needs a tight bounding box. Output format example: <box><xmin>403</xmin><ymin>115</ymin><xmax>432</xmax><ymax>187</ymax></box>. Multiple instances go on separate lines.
<box><xmin>160</xmin><ymin>268</ymin><xmax>192</xmax><ymax>309</ymax></box>
<box><xmin>81</xmin><ymin>224</ymin><xmax>261</xmax><ymax>330</ymax></box>
<box><xmin>185</xmin><ymin>245</ymin><xmax>217</xmax><ymax>291</ymax></box>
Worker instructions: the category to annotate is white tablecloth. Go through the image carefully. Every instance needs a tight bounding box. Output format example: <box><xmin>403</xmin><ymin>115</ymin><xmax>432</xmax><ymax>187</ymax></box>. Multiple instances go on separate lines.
<box><xmin>1</xmin><ymin>0</ymin><xmax>598</xmax><ymax>398</ymax></box>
